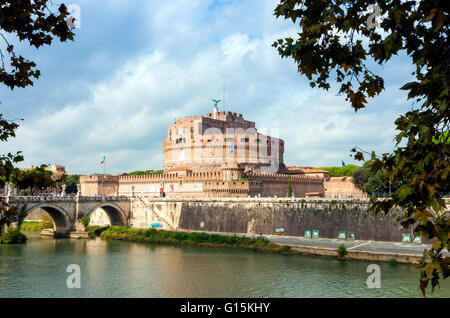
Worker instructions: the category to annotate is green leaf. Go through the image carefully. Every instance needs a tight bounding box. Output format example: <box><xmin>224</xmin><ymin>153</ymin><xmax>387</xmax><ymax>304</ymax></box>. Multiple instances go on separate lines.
<box><xmin>400</xmin><ymin>82</ymin><xmax>419</xmax><ymax>90</ymax></box>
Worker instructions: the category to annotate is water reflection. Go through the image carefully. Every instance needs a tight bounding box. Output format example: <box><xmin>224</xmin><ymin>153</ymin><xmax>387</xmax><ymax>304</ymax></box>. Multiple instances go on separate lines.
<box><xmin>0</xmin><ymin>232</ymin><xmax>449</xmax><ymax>298</ymax></box>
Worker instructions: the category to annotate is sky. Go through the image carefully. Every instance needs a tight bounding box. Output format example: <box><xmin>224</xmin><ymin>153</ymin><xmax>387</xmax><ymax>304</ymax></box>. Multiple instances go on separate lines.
<box><xmin>0</xmin><ymin>0</ymin><xmax>416</xmax><ymax>175</ymax></box>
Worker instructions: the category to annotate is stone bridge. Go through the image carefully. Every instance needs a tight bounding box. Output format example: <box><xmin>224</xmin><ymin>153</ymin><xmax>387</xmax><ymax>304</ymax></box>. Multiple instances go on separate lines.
<box><xmin>3</xmin><ymin>195</ymin><xmax>132</xmax><ymax>237</ymax></box>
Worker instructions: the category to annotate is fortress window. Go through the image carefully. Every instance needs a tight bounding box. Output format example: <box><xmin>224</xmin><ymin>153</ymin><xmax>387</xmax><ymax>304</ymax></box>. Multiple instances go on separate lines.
<box><xmin>240</xmin><ymin>138</ymin><xmax>249</xmax><ymax>143</ymax></box>
<box><xmin>190</xmin><ymin>127</ymin><xmax>194</xmax><ymax>133</ymax></box>
<box><xmin>225</xmin><ymin>138</ymin><xmax>234</xmax><ymax>142</ymax></box>
<box><xmin>255</xmin><ymin>139</ymin><xmax>261</xmax><ymax>143</ymax></box>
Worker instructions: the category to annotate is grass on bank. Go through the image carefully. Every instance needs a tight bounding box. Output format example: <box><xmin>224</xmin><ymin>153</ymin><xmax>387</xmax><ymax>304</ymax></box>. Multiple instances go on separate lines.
<box><xmin>21</xmin><ymin>215</ymin><xmax>54</xmax><ymax>232</ymax></box>
<box><xmin>97</xmin><ymin>226</ymin><xmax>296</xmax><ymax>255</ymax></box>
<box><xmin>20</xmin><ymin>221</ymin><xmax>41</xmax><ymax>232</ymax></box>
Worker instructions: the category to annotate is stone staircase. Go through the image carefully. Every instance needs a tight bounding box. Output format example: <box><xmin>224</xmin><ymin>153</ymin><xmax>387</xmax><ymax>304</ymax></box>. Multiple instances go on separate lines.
<box><xmin>137</xmin><ymin>197</ymin><xmax>176</xmax><ymax>230</ymax></box>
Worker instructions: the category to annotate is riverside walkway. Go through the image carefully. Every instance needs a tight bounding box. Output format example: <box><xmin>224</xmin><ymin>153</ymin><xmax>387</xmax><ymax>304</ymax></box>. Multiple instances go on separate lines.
<box><xmin>265</xmin><ymin>235</ymin><xmax>449</xmax><ymax>257</ymax></box>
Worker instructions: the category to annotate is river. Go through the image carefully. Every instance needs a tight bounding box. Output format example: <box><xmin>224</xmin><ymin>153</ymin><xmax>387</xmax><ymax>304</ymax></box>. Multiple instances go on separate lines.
<box><xmin>0</xmin><ymin>231</ymin><xmax>449</xmax><ymax>298</ymax></box>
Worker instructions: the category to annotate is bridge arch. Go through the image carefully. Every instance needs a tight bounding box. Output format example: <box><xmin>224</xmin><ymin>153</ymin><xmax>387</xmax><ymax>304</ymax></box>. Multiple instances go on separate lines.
<box><xmin>21</xmin><ymin>204</ymin><xmax>71</xmax><ymax>234</ymax></box>
<box><xmin>87</xmin><ymin>203</ymin><xmax>127</xmax><ymax>226</ymax></box>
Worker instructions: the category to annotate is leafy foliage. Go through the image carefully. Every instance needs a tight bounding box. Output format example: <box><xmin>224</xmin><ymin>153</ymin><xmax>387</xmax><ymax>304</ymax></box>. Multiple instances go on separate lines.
<box><xmin>87</xmin><ymin>225</ymin><xmax>109</xmax><ymax>236</ymax></box>
<box><xmin>337</xmin><ymin>244</ymin><xmax>348</xmax><ymax>258</ymax></box>
<box><xmin>58</xmin><ymin>174</ymin><xmax>80</xmax><ymax>193</ymax></box>
<box><xmin>351</xmin><ymin>153</ymin><xmax>402</xmax><ymax>194</ymax></box>
<box><xmin>1</xmin><ymin>226</ymin><xmax>27</xmax><ymax>244</ymax></box>
<box><xmin>9</xmin><ymin>164</ymin><xmax>56</xmax><ymax>193</ymax></box>
<box><xmin>274</xmin><ymin>0</ymin><xmax>449</xmax><ymax>295</ymax></box>
<box><xmin>127</xmin><ymin>170</ymin><xmax>164</xmax><ymax>175</ymax></box>
<box><xmin>18</xmin><ymin>189</ymin><xmax>29</xmax><ymax>196</ymax></box>
<box><xmin>80</xmin><ymin>216</ymin><xmax>90</xmax><ymax>230</ymax></box>
<box><xmin>39</xmin><ymin>214</ymin><xmax>54</xmax><ymax>231</ymax></box>
<box><xmin>317</xmin><ymin>165</ymin><xmax>360</xmax><ymax>177</ymax></box>
<box><xmin>288</xmin><ymin>175</ymin><xmax>293</xmax><ymax>197</ymax></box>
<box><xmin>0</xmin><ymin>1</ymin><xmax>74</xmax><ymax>89</ymax></box>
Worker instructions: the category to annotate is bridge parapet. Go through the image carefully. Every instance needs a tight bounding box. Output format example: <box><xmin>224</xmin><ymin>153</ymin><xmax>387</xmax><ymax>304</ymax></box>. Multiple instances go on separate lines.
<box><xmin>78</xmin><ymin>196</ymin><xmax>130</xmax><ymax>202</ymax></box>
<box><xmin>8</xmin><ymin>196</ymin><xmax>76</xmax><ymax>203</ymax></box>
<box><xmin>2</xmin><ymin>195</ymin><xmax>131</xmax><ymax>203</ymax></box>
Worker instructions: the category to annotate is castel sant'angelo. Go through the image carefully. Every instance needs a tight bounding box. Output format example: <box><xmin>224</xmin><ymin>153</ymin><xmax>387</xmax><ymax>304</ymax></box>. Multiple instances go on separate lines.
<box><xmin>80</xmin><ymin>105</ymin><xmax>363</xmax><ymax>198</ymax></box>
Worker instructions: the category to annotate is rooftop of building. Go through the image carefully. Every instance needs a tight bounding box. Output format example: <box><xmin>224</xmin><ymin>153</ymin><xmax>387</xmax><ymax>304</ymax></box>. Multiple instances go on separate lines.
<box><xmin>172</xmin><ymin>109</ymin><xmax>252</xmax><ymax>126</ymax></box>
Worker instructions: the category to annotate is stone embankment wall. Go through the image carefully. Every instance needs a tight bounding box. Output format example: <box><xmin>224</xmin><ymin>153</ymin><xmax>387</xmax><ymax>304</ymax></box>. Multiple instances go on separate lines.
<box><xmin>123</xmin><ymin>198</ymin><xmax>434</xmax><ymax>243</ymax></box>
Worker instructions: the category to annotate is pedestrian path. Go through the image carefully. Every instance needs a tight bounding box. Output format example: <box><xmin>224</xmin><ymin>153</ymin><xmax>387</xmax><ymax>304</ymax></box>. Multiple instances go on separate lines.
<box><xmin>264</xmin><ymin>235</ymin><xmax>449</xmax><ymax>256</ymax></box>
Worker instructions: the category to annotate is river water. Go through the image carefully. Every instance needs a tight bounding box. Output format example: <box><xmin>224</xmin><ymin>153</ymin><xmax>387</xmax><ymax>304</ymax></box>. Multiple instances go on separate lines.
<box><xmin>0</xmin><ymin>231</ymin><xmax>449</xmax><ymax>298</ymax></box>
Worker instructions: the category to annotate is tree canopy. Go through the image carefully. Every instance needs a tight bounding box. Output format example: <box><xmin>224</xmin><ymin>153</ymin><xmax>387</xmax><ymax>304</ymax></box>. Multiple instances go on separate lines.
<box><xmin>352</xmin><ymin>153</ymin><xmax>402</xmax><ymax>195</ymax></box>
<box><xmin>58</xmin><ymin>174</ymin><xmax>80</xmax><ymax>193</ymax></box>
<box><xmin>0</xmin><ymin>1</ymin><xmax>74</xmax><ymax>89</ymax></box>
<box><xmin>127</xmin><ymin>170</ymin><xmax>164</xmax><ymax>175</ymax></box>
<box><xmin>9</xmin><ymin>164</ymin><xmax>55</xmax><ymax>193</ymax></box>
<box><xmin>316</xmin><ymin>165</ymin><xmax>360</xmax><ymax>177</ymax></box>
<box><xmin>273</xmin><ymin>0</ymin><xmax>449</xmax><ymax>295</ymax></box>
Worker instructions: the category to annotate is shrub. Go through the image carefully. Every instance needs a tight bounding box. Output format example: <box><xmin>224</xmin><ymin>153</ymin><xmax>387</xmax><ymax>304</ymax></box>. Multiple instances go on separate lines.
<box><xmin>278</xmin><ymin>245</ymin><xmax>292</xmax><ymax>253</ymax></box>
<box><xmin>1</xmin><ymin>227</ymin><xmax>27</xmax><ymax>244</ymax></box>
<box><xmin>19</xmin><ymin>189</ymin><xmax>30</xmax><ymax>196</ymax></box>
<box><xmin>87</xmin><ymin>225</ymin><xmax>109</xmax><ymax>236</ymax></box>
<box><xmin>39</xmin><ymin>215</ymin><xmax>54</xmax><ymax>231</ymax></box>
<box><xmin>80</xmin><ymin>216</ymin><xmax>90</xmax><ymax>230</ymax></box>
<box><xmin>337</xmin><ymin>244</ymin><xmax>348</xmax><ymax>258</ymax></box>
<box><xmin>388</xmin><ymin>258</ymin><xmax>398</xmax><ymax>267</ymax></box>
<box><xmin>145</xmin><ymin>228</ymin><xmax>158</xmax><ymax>237</ymax></box>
